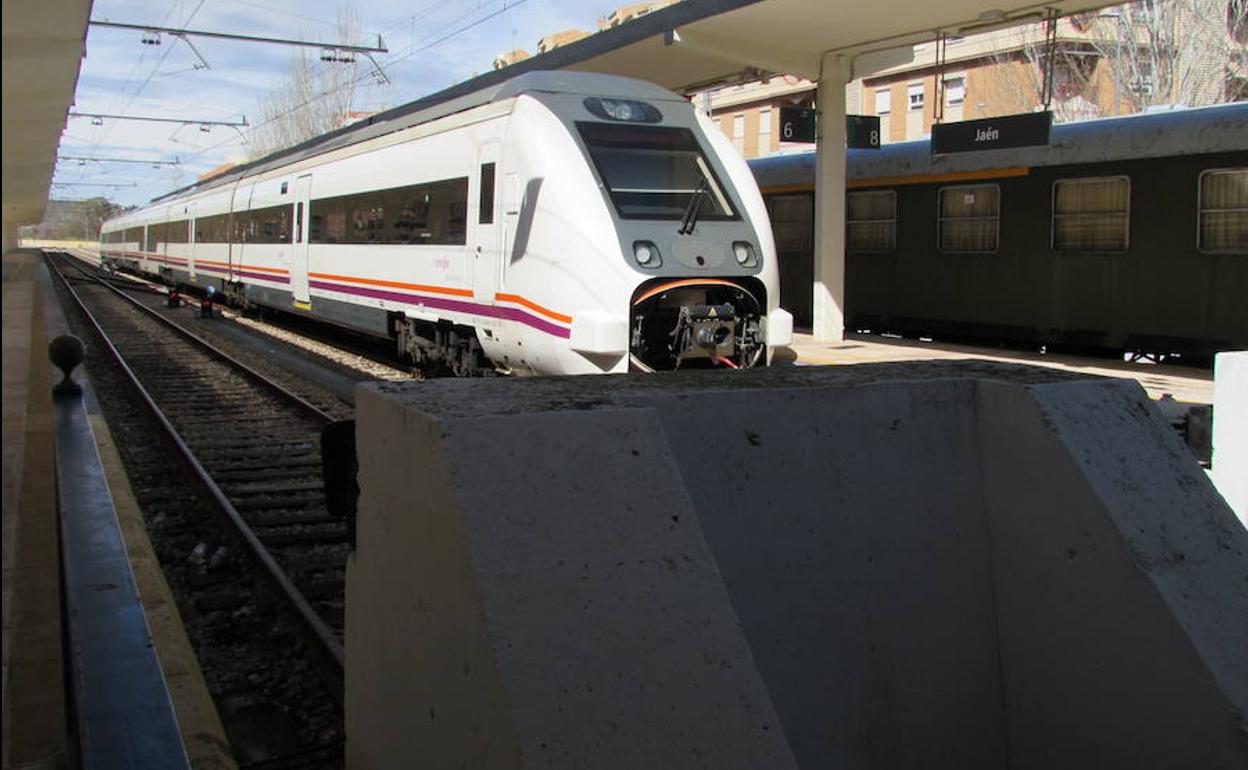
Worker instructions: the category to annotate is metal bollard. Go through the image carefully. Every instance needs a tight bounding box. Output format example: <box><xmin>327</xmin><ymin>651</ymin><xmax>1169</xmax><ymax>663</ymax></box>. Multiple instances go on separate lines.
<box><xmin>49</xmin><ymin>334</ymin><xmax>85</xmax><ymax>397</ymax></box>
<box><xmin>200</xmin><ymin>285</ymin><xmax>216</xmax><ymax>318</ymax></box>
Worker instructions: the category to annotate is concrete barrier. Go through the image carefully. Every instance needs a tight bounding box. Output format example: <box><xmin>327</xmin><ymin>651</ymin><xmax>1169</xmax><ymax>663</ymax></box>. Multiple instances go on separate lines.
<box><xmin>1213</xmin><ymin>351</ymin><xmax>1247</xmax><ymax>525</ymax></box>
<box><xmin>346</xmin><ymin>361</ymin><xmax>1248</xmax><ymax>769</ymax></box>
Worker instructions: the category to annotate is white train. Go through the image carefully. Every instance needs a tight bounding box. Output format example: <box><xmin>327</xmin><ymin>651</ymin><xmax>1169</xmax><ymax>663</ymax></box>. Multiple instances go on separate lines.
<box><xmin>100</xmin><ymin>71</ymin><xmax>792</xmax><ymax>375</ymax></box>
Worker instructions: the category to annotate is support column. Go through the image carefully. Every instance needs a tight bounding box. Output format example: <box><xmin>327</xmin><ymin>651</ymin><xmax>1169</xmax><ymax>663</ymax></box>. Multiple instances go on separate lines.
<box><xmin>813</xmin><ymin>52</ymin><xmax>849</xmax><ymax>342</ymax></box>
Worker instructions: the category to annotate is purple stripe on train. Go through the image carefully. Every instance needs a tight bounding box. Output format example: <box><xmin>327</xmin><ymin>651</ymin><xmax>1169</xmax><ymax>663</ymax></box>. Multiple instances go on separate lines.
<box><xmin>308</xmin><ymin>279</ymin><xmax>572</xmax><ymax>339</ymax></box>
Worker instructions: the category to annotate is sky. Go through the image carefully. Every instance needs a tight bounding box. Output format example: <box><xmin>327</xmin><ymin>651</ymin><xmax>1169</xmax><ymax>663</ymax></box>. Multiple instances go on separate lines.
<box><xmin>56</xmin><ymin>0</ymin><xmax>632</xmax><ymax>206</ymax></box>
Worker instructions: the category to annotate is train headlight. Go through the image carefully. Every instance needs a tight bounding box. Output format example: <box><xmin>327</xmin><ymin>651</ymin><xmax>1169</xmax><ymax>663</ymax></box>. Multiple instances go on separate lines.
<box><xmin>733</xmin><ymin>241</ymin><xmax>758</xmax><ymax>267</ymax></box>
<box><xmin>633</xmin><ymin>240</ymin><xmax>661</xmax><ymax>268</ymax></box>
<box><xmin>584</xmin><ymin>97</ymin><xmax>663</xmax><ymax>123</ymax></box>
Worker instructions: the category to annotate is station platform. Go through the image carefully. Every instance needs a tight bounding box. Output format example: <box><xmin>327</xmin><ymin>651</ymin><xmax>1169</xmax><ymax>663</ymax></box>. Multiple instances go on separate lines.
<box><xmin>3</xmin><ymin>250</ymin><xmax>63</xmax><ymax>768</ymax></box>
<box><xmin>2</xmin><ymin>249</ymin><xmax>230</xmax><ymax>769</ymax></box>
<box><xmin>787</xmin><ymin>332</ymin><xmax>1214</xmax><ymax>404</ymax></box>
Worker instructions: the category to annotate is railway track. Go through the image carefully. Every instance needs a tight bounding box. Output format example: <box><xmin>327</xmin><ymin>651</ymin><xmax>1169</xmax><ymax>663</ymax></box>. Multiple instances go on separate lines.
<box><xmin>48</xmin><ymin>253</ymin><xmax>347</xmax><ymax>703</ymax></box>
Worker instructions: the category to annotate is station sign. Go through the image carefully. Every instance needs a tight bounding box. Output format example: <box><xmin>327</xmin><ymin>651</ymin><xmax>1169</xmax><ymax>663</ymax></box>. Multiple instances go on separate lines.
<box><xmin>931</xmin><ymin>111</ymin><xmax>1053</xmax><ymax>154</ymax></box>
<box><xmin>847</xmin><ymin>115</ymin><xmax>881</xmax><ymax>149</ymax></box>
<box><xmin>779</xmin><ymin>107</ymin><xmax>817</xmax><ymax>143</ymax></box>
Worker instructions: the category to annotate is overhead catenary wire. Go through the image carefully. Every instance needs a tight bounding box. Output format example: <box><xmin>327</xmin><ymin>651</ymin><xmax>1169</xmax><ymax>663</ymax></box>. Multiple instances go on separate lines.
<box><xmin>72</xmin><ymin>0</ymin><xmax>211</xmax><ymax>179</ymax></box>
<box><xmin>168</xmin><ymin>0</ymin><xmax>536</xmax><ymax>175</ymax></box>
<box><xmin>81</xmin><ymin>0</ymin><xmax>541</xmax><ymax>201</ymax></box>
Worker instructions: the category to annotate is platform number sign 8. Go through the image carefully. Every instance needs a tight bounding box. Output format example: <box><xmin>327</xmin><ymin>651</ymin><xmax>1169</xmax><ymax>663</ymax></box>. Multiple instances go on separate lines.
<box><xmin>847</xmin><ymin>115</ymin><xmax>882</xmax><ymax>150</ymax></box>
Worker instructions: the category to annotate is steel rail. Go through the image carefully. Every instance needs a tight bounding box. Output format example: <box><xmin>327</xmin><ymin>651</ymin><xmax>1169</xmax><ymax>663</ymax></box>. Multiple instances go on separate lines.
<box><xmin>57</xmin><ymin>255</ymin><xmax>335</xmax><ymax>423</ymax></box>
<box><xmin>46</xmin><ymin>253</ymin><xmax>345</xmax><ymax>700</ymax></box>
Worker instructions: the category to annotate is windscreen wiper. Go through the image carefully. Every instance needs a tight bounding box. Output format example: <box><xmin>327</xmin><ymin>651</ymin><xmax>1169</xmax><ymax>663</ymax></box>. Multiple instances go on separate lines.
<box><xmin>678</xmin><ymin>178</ymin><xmax>709</xmax><ymax>235</ymax></box>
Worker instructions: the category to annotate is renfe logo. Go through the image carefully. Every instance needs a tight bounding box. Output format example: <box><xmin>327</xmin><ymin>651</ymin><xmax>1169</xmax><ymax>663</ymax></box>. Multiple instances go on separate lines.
<box><xmin>974</xmin><ymin>127</ymin><xmax>1000</xmax><ymax>142</ymax></box>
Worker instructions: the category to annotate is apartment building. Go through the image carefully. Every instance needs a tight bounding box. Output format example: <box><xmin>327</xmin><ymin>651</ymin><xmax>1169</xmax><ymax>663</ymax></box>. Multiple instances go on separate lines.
<box><xmin>705</xmin><ymin>1</ymin><xmax>1248</xmax><ymax>158</ymax></box>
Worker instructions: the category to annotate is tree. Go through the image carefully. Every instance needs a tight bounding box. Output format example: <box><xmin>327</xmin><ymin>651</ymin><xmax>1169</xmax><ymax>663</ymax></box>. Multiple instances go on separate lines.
<box><xmin>250</xmin><ymin>8</ymin><xmax>383</xmax><ymax>158</ymax></box>
<box><xmin>990</xmin><ymin>0</ymin><xmax>1247</xmax><ymax>123</ymax></box>
<box><xmin>18</xmin><ymin>197</ymin><xmax>129</xmax><ymax>242</ymax></box>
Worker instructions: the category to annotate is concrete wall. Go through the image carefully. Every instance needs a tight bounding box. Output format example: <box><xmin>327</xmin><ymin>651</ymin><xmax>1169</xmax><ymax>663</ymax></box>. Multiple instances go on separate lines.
<box><xmin>347</xmin><ymin>362</ymin><xmax>1248</xmax><ymax>769</ymax></box>
<box><xmin>1213</xmin><ymin>351</ymin><xmax>1247</xmax><ymax>525</ymax></box>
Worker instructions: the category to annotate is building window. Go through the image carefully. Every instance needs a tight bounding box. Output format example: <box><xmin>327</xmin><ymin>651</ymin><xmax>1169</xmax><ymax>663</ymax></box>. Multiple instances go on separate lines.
<box><xmin>1199</xmin><ymin>168</ymin><xmax>1248</xmax><ymax>253</ymax></box>
<box><xmin>908</xmin><ymin>83</ymin><xmax>925</xmax><ymax>110</ymax></box>
<box><xmin>758</xmin><ymin>108</ymin><xmax>772</xmax><ymax>148</ymax></box>
<box><xmin>847</xmin><ymin>190</ymin><xmax>897</xmax><ymax>252</ymax></box>
<box><xmin>732</xmin><ymin>113</ymin><xmax>745</xmax><ymax>151</ymax></box>
<box><xmin>938</xmin><ymin>184</ymin><xmax>999</xmax><ymax>253</ymax></box>
<box><xmin>944</xmin><ymin>76</ymin><xmax>966</xmax><ymax>105</ymax></box>
<box><xmin>1052</xmin><ymin>177</ymin><xmax>1129</xmax><ymax>253</ymax></box>
<box><xmin>874</xmin><ymin>88</ymin><xmax>891</xmax><ymax>115</ymax></box>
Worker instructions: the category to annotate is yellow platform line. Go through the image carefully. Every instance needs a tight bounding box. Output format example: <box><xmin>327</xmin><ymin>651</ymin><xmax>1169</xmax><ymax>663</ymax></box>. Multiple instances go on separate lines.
<box><xmin>91</xmin><ymin>417</ymin><xmax>238</xmax><ymax>770</ymax></box>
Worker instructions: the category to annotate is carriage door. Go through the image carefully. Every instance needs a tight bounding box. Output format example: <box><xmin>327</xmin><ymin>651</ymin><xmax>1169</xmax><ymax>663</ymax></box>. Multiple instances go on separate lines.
<box><xmin>291</xmin><ymin>174</ymin><xmax>312</xmax><ymax>305</ymax></box>
<box><xmin>472</xmin><ymin>143</ymin><xmax>501</xmax><ymax>304</ymax></box>
<box><xmin>187</xmin><ymin>203</ymin><xmax>197</xmax><ymax>279</ymax></box>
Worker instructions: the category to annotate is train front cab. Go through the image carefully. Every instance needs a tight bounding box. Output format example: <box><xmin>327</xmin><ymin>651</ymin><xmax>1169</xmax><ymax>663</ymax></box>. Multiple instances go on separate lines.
<box><xmin>516</xmin><ymin>84</ymin><xmax>792</xmax><ymax>374</ymax></box>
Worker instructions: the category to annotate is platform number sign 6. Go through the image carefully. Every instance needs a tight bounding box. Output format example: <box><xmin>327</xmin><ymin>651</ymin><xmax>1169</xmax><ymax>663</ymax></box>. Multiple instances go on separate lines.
<box><xmin>779</xmin><ymin>107</ymin><xmax>817</xmax><ymax>143</ymax></box>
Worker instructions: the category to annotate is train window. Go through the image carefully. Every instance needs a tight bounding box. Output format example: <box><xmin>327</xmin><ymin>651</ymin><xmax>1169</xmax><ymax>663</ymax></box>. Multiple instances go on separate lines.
<box><xmin>576</xmin><ymin>122</ymin><xmax>739</xmax><ymax>221</ymax></box>
<box><xmin>194</xmin><ymin>214</ymin><xmax>232</xmax><ymax>243</ymax></box>
<box><xmin>847</xmin><ymin>190</ymin><xmax>897</xmax><ymax>252</ymax></box>
<box><xmin>1052</xmin><ymin>176</ymin><xmax>1130</xmax><ymax>253</ymax></box>
<box><xmin>768</xmin><ymin>194</ymin><xmax>813</xmax><ymax>252</ymax></box>
<box><xmin>1198</xmin><ymin>168</ymin><xmax>1248</xmax><ymax>253</ymax></box>
<box><xmin>234</xmin><ymin>205</ymin><xmax>292</xmax><ymax>245</ymax></box>
<box><xmin>124</xmin><ymin>227</ymin><xmax>144</xmax><ymax>250</ymax></box>
<box><xmin>938</xmin><ymin>184</ymin><xmax>999</xmax><ymax>253</ymax></box>
<box><xmin>479</xmin><ymin>162</ymin><xmax>496</xmax><ymax>224</ymax></box>
<box><xmin>309</xmin><ymin>177</ymin><xmax>469</xmax><ymax>246</ymax></box>
<box><xmin>156</xmin><ymin>220</ymin><xmax>190</xmax><ymax>245</ymax></box>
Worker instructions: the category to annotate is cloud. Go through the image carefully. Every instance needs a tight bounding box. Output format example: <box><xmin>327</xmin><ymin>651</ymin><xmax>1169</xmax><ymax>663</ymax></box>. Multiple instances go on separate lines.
<box><xmin>71</xmin><ymin>0</ymin><xmax>630</xmax><ymax>205</ymax></box>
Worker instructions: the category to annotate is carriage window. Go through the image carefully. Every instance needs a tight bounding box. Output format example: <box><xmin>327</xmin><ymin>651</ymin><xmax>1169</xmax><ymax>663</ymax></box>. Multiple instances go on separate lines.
<box><xmin>309</xmin><ymin>177</ymin><xmax>468</xmax><ymax>245</ymax></box>
<box><xmin>938</xmin><ymin>184</ymin><xmax>999</xmax><ymax>253</ymax></box>
<box><xmin>158</xmin><ymin>220</ymin><xmax>190</xmax><ymax>244</ymax></box>
<box><xmin>1199</xmin><ymin>168</ymin><xmax>1248</xmax><ymax>253</ymax></box>
<box><xmin>194</xmin><ymin>214</ymin><xmax>232</xmax><ymax>242</ymax></box>
<box><xmin>478</xmin><ymin>162</ymin><xmax>496</xmax><ymax>224</ymax></box>
<box><xmin>124</xmin><ymin>227</ymin><xmax>144</xmax><ymax>249</ymax></box>
<box><xmin>234</xmin><ymin>205</ymin><xmax>292</xmax><ymax>244</ymax></box>
<box><xmin>768</xmin><ymin>194</ymin><xmax>813</xmax><ymax>252</ymax></box>
<box><xmin>1052</xmin><ymin>176</ymin><xmax>1130</xmax><ymax>253</ymax></box>
<box><xmin>576</xmin><ymin>122</ymin><xmax>739</xmax><ymax>221</ymax></box>
<box><xmin>847</xmin><ymin>190</ymin><xmax>897</xmax><ymax>252</ymax></box>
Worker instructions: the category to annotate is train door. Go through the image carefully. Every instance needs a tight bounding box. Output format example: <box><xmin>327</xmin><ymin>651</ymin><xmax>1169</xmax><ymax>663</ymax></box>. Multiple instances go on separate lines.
<box><xmin>187</xmin><ymin>203</ymin><xmax>197</xmax><ymax>279</ymax></box>
<box><xmin>291</xmin><ymin>174</ymin><xmax>312</xmax><ymax>305</ymax></box>
<box><xmin>472</xmin><ymin>143</ymin><xmax>501</xmax><ymax>304</ymax></box>
<box><xmin>232</xmin><ymin>182</ymin><xmax>255</xmax><ymax>282</ymax></box>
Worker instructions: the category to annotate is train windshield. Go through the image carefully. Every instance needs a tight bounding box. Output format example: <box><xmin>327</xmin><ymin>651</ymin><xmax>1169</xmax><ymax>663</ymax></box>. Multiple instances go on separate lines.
<box><xmin>576</xmin><ymin>122</ymin><xmax>739</xmax><ymax>221</ymax></box>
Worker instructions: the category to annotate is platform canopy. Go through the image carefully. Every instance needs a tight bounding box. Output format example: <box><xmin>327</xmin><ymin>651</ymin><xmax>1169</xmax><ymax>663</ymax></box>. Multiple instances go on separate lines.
<box><xmin>1</xmin><ymin>0</ymin><xmax>92</xmax><ymax>249</ymax></box>
<box><xmin>517</xmin><ymin>0</ymin><xmax>1122</xmax><ymax>94</ymax></box>
<box><xmin>500</xmin><ymin>0</ymin><xmax>1120</xmax><ymax>341</ymax></box>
